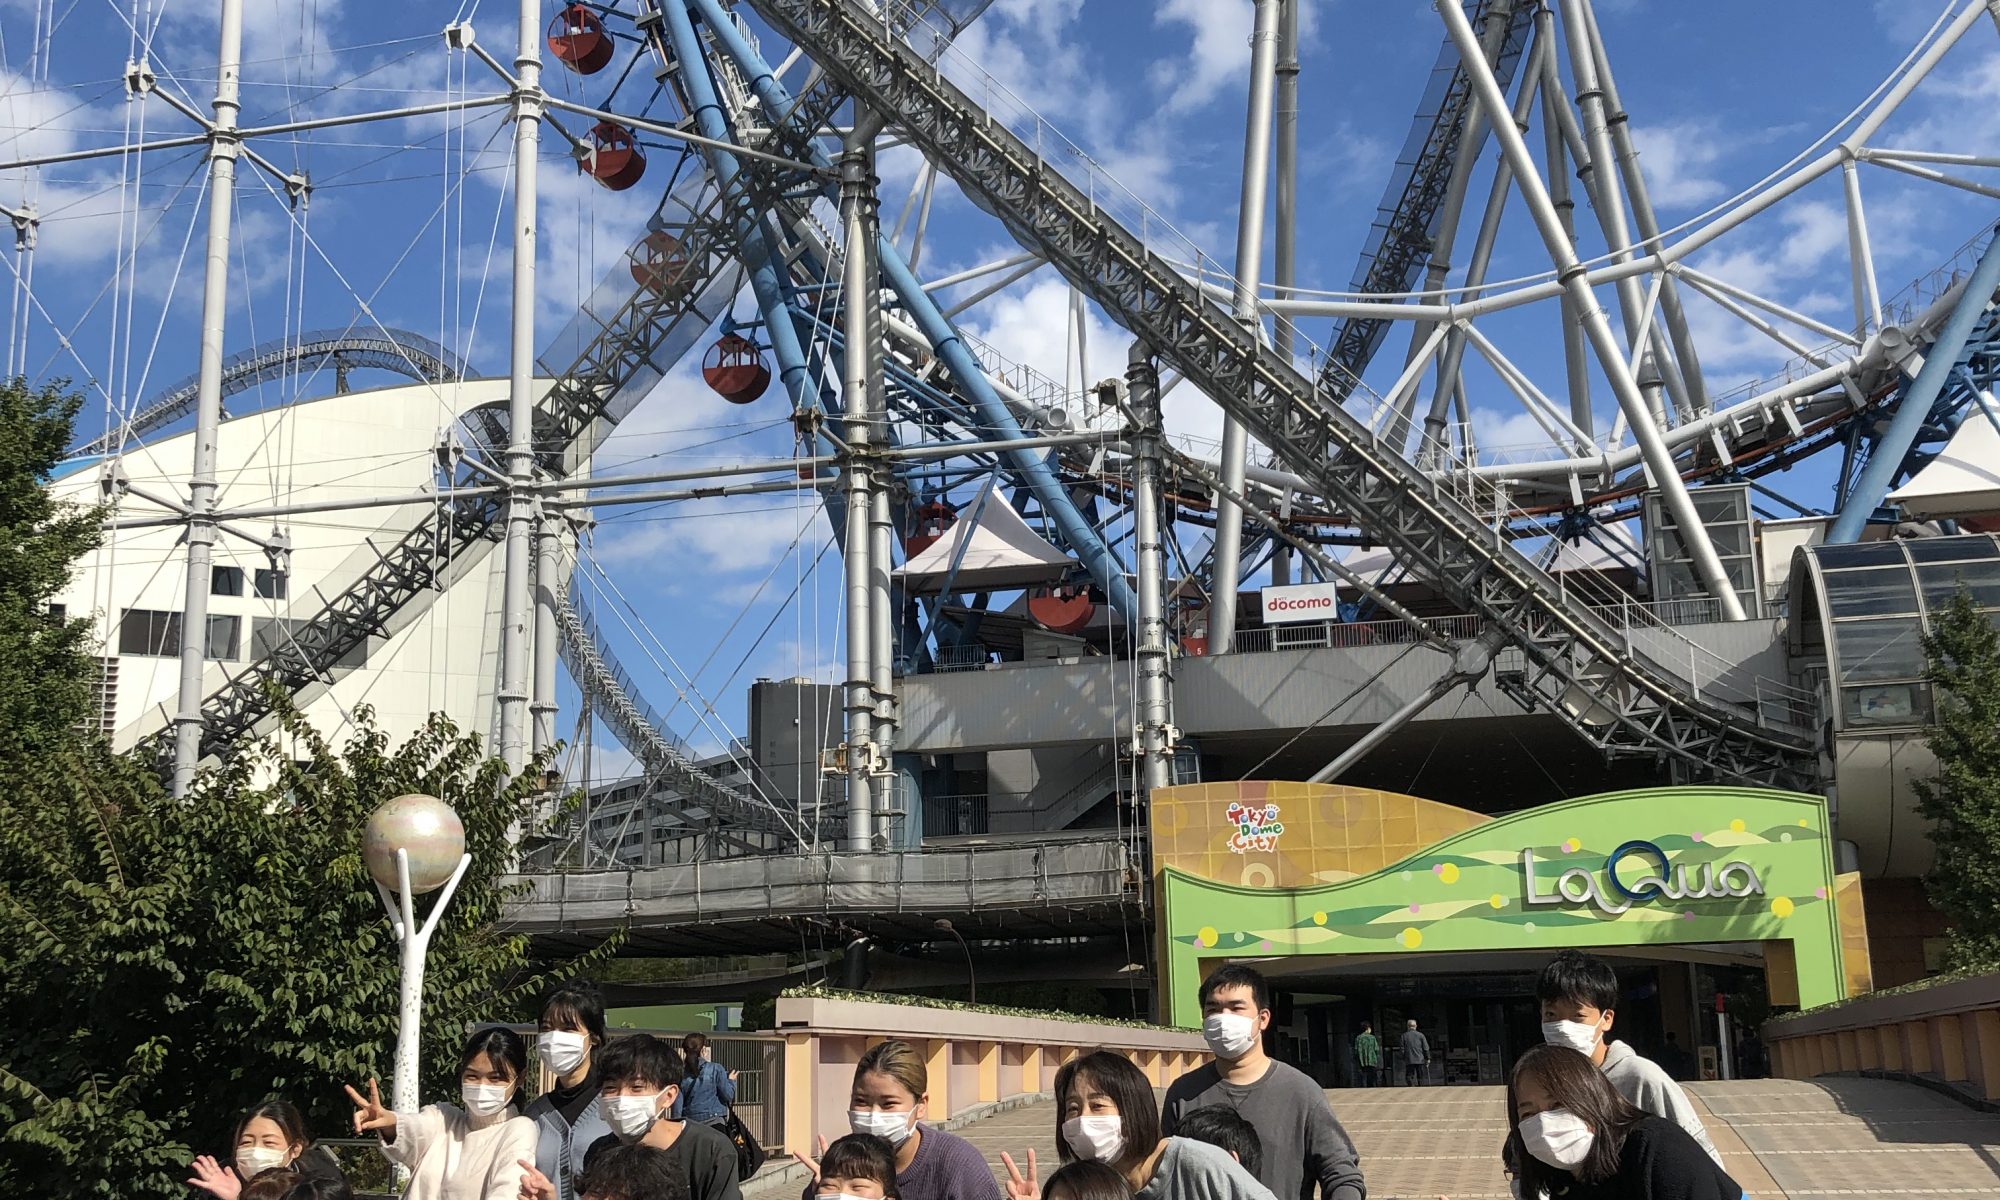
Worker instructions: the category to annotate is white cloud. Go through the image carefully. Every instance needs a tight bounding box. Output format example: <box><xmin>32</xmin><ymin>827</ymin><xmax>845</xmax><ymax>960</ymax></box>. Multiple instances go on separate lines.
<box><xmin>1630</xmin><ymin>121</ymin><xmax>1730</xmax><ymax>210</ymax></box>
<box><xmin>1148</xmin><ymin>0</ymin><xmax>1253</xmax><ymax>116</ymax></box>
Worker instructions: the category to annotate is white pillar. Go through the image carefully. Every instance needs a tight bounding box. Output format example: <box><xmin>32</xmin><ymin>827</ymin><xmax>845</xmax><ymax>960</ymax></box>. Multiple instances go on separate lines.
<box><xmin>840</xmin><ymin>121</ymin><xmax>883</xmax><ymax>851</ymax></box>
<box><xmin>531</xmin><ymin>505</ymin><xmax>560</xmax><ymax>755</ymax></box>
<box><xmin>171</xmin><ymin>0</ymin><xmax>244</xmax><ymax>796</ymax></box>
<box><xmin>1269</xmin><ymin>0</ymin><xmax>1300</xmax><ymax>587</ymax></box>
<box><xmin>497</xmin><ymin>0</ymin><xmax>544</xmax><ymax>774</ymax></box>
<box><xmin>1209</xmin><ymin>0</ymin><xmax>1282</xmax><ymax>656</ymax></box>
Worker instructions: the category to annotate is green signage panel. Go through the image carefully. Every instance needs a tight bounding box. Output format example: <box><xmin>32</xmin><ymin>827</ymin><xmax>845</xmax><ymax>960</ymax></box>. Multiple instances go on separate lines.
<box><xmin>1156</xmin><ymin>787</ymin><xmax>1845</xmax><ymax>1026</ymax></box>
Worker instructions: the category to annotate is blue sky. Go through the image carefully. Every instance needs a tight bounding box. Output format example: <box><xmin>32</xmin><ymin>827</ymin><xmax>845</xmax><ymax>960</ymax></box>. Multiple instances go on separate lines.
<box><xmin>4</xmin><ymin>0</ymin><xmax>1997</xmax><ymax>768</ymax></box>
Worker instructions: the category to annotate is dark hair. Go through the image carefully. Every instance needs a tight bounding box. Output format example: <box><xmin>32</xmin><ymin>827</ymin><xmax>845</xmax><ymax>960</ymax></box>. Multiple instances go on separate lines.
<box><xmin>1197</xmin><ymin>965</ymin><xmax>1270</xmax><ymax>1013</ymax></box>
<box><xmin>681</xmin><ymin>1033</ymin><xmax>709</xmax><ymax>1065</ymax></box>
<box><xmin>577</xmin><ymin>1141</ymin><xmax>690</xmax><ymax>1200</ymax></box>
<box><xmin>284</xmin><ymin>1177</ymin><xmax>354</xmax><ymax>1200</ymax></box>
<box><xmin>1054</xmin><ymin>1051</ymin><xmax>1160</xmax><ymax>1175</ymax></box>
<box><xmin>542</xmin><ymin>979</ymin><xmax>609</xmax><ymax>1047</ymax></box>
<box><xmin>817</xmin><ymin>1133</ymin><xmax>900</xmax><ymax>1199</ymax></box>
<box><xmin>1173</xmin><ymin>1106</ymin><xmax>1262</xmax><ymax>1179</ymax></box>
<box><xmin>1506</xmin><ymin>1044</ymin><xmax>1645</xmax><ymax>1194</ymax></box>
<box><xmin>599</xmin><ymin>1033</ymin><xmax>685</xmax><ymax>1092</ymax></box>
<box><xmin>1536</xmin><ymin>950</ymin><xmax>1619</xmax><ymax>1013</ymax></box>
<box><xmin>459</xmin><ymin>1025</ymin><xmax>529</xmax><ymax>1109</ymax></box>
<box><xmin>1043</xmin><ymin>1160</ymin><xmax>1133</xmax><ymax>1200</ymax></box>
<box><xmin>242</xmin><ymin>1169</ymin><xmax>301</xmax><ymax>1200</ymax></box>
<box><xmin>853</xmin><ymin>1040</ymin><xmax>926</xmax><ymax>1100</ymax></box>
<box><xmin>233</xmin><ymin>1100</ymin><xmax>312</xmax><ymax>1154</ymax></box>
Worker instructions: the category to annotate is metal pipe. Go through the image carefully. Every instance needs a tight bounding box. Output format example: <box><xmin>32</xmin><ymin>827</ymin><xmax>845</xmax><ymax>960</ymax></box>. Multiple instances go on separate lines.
<box><xmin>1439</xmin><ymin>0</ymin><xmax>1746</xmax><ymax>620</ymax></box>
<box><xmin>940</xmin><ymin>257</ymin><xmax>1043</xmax><ymax>318</ymax></box>
<box><xmin>171</xmin><ymin>0</ymin><xmax>243</xmax><ymax>797</ymax></box>
<box><xmin>1539</xmin><ymin>28</ymin><xmax>1593</xmax><ymax>437</ymax></box>
<box><xmin>496</xmin><ymin>0</ymin><xmax>543</xmax><ymax>775</ymax></box>
<box><xmin>1128</xmin><ymin>344</ymin><xmax>1174</xmax><ymax>795</ymax></box>
<box><xmin>840</xmin><ymin>116</ymin><xmax>883</xmax><ymax>852</ymax></box>
<box><xmin>1308</xmin><ymin>628</ymin><xmax>1508</xmax><ymax>783</ymax></box>
<box><xmin>1842</xmin><ymin>160</ymin><xmax>1883</xmax><ymax>335</ymax></box>
<box><xmin>1828</xmin><ymin>223</ymin><xmax>2000</xmax><ymax>543</ymax></box>
<box><xmin>531</xmin><ymin>506</ymin><xmax>560</xmax><ymax>755</ymax></box>
<box><xmin>1270</xmin><ymin>0</ymin><xmax>1300</xmax><ymax>587</ymax></box>
<box><xmin>1210</xmin><ymin>0</ymin><xmax>1283</xmax><ymax>655</ymax></box>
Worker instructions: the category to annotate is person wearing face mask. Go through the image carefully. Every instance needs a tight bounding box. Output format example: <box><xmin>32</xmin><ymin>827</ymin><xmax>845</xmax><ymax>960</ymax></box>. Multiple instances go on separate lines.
<box><xmin>1535</xmin><ymin>952</ymin><xmax>1720</xmax><ymax>1167</ymax></box>
<box><xmin>1021</xmin><ymin>1051</ymin><xmax>1272</xmax><ymax>1200</ymax></box>
<box><xmin>525</xmin><ymin>980</ymin><xmax>615</xmax><ymax>1200</ymax></box>
<box><xmin>1160</xmin><ymin>967</ymin><xmax>1364</xmax><ymax>1200</ymax></box>
<box><xmin>347</xmin><ymin>1025</ymin><xmax>538</xmax><ymax>1200</ymax></box>
<box><xmin>529</xmin><ymin>1034</ymin><xmax>738</xmax><ymax>1200</ymax></box>
<box><xmin>798</xmin><ymin>1039</ymin><xmax>998</xmax><ymax>1200</ymax></box>
<box><xmin>1506</xmin><ymin>1044</ymin><xmax>1740</xmax><ymax>1200</ymax></box>
<box><xmin>188</xmin><ymin>1100</ymin><xmax>349</xmax><ymax>1199</ymax></box>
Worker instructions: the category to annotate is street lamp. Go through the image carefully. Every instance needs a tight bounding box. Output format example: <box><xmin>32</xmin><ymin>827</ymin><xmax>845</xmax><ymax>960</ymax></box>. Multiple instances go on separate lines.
<box><xmin>363</xmin><ymin>793</ymin><xmax>472</xmax><ymax>1116</ymax></box>
<box><xmin>934</xmin><ymin>918</ymin><xmax>976</xmax><ymax>1004</ymax></box>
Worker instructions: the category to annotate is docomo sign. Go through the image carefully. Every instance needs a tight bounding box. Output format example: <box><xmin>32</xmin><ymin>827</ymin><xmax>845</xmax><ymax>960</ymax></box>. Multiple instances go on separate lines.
<box><xmin>1523</xmin><ymin>839</ymin><xmax>1765</xmax><ymax>916</ymax></box>
<box><xmin>1260</xmin><ymin>582</ymin><xmax>1340</xmax><ymax>624</ymax></box>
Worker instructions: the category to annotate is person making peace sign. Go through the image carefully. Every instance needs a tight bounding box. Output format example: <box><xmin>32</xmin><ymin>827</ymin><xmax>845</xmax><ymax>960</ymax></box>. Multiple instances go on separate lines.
<box><xmin>347</xmin><ymin>1026</ymin><xmax>539</xmax><ymax>1200</ymax></box>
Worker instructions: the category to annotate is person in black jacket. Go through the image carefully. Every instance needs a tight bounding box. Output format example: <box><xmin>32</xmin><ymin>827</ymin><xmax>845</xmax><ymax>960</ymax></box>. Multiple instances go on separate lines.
<box><xmin>1505</xmin><ymin>1044</ymin><xmax>1741</xmax><ymax>1200</ymax></box>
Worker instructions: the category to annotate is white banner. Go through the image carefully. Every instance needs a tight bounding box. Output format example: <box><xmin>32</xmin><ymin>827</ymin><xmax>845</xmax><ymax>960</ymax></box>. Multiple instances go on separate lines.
<box><xmin>1259</xmin><ymin>582</ymin><xmax>1341</xmax><ymax>624</ymax></box>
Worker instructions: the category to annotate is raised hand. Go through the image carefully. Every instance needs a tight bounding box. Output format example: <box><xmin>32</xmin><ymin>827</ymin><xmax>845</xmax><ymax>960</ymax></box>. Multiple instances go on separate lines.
<box><xmin>792</xmin><ymin>1135</ymin><xmax>831</xmax><ymax>1180</ymax></box>
<box><xmin>345</xmin><ymin>1078</ymin><xmax>398</xmax><ymax>1141</ymax></box>
<box><xmin>517</xmin><ymin>1159</ymin><xmax>556</xmax><ymax>1200</ymax></box>
<box><xmin>726</xmin><ymin>1069</ymin><xmax>740</xmax><ymax>1082</ymax></box>
<box><xmin>1001</xmin><ymin>1149</ymin><xmax>1039</xmax><ymax>1200</ymax></box>
<box><xmin>186</xmin><ymin>1155</ymin><xmax>243</xmax><ymax>1200</ymax></box>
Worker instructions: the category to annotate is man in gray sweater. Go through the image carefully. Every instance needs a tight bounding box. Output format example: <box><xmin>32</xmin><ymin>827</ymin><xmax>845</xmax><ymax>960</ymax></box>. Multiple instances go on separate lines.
<box><xmin>1161</xmin><ymin>966</ymin><xmax>1366</xmax><ymax>1200</ymax></box>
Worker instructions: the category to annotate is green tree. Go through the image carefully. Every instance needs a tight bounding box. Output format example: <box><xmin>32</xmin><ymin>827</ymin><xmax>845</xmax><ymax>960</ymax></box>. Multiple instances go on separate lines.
<box><xmin>1912</xmin><ymin>586</ymin><xmax>2000</xmax><ymax>972</ymax></box>
<box><xmin>0</xmin><ymin>379</ymin><xmax>102</xmax><ymax>759</ymax></box>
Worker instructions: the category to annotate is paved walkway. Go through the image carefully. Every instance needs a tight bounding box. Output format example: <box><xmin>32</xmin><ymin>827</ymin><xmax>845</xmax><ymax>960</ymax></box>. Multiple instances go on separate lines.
<box><xmin>898</xmin><ymin>1076</ymin><xmax>2000</xmax><ymax>1200</ymax></box>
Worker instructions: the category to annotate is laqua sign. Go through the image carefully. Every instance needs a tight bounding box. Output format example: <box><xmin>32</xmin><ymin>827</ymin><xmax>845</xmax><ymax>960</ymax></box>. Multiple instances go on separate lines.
<box><xmin>1523</xmin><ymin>839</ymin><xmax>1765</xmax><ymax>915</ymax></box>
<box><xmin>1259</xmin><ymin>582</ymin><xmax>1340</xmax><ymax>624</ymax></box>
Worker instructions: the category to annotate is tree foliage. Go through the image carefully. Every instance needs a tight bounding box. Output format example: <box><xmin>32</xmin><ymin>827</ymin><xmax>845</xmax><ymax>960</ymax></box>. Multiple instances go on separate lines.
<box><xmin>0</xmin><ymin>378</ymin><xmax>102</xmax><ymax>755</ymax></box>
<box><xmin>1913</xmin><ymin>586</ymin><xmax>2000</xmax><ymax>972</ymax></box>
<box><xmin>0</xmin><ymin>382</ymin><xmax>618</xmax><ymax>1195</ymax></box>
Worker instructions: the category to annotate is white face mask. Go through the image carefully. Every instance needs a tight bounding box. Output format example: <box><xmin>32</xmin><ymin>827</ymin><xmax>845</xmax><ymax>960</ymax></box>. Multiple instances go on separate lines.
<box><xmin>539</xmin><ymin>1030</ymin><xmax>590</xmax><ymax>1076</ymax></box>
<box><xmin>604</xmin><ymin>1089</ymin><xmax>671</xmax><ymax>1139</ymax></box>
<box><xmin>1203</xmin><ymin>1012</ymin><xmax>1260</xmax><ymax>1060</ymax></box>
<box><xmin>1540</xmin><ymin>1019</ymin><xmax>1603</xmax><ymax>1056</ymax></box>
<box><xmin>235</xmin><ymin>1145</ymin><xmax>290</xmax><ymax>1177</ymax></box>
<box><xmin>1062</xmin><ymin>1115</ymin><xmax>1125</xmax><ymax>1163</ymax></box>
<box><xmin>849</xmin><ymin>1108</ymin><xmax>916</xmax><ymax>1146</ymax></box>
<box><xmin>1519</xmin><ymin>1109</ymin><xmax>1595</xmax><ymax>1169</ymax></box>
<box><xmin>461</xmin><ymin>1082</ymin><xmax>512</xmax><ymax>1118</ymax></box>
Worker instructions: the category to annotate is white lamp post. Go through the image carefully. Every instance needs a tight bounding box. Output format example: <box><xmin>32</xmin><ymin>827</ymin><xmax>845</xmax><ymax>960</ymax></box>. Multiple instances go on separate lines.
<box><xmin>363</xmin><ymin>793</ymin><xmax>473</xmax><ymax>1116</ymax></box>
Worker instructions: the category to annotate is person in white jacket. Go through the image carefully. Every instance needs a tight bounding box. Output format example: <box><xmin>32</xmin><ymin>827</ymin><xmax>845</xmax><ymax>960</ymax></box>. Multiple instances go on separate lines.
<box><xmin>347</xmin><ymin>1025</ymin><xmax>540</xmax><ymax>1200</ymax></box>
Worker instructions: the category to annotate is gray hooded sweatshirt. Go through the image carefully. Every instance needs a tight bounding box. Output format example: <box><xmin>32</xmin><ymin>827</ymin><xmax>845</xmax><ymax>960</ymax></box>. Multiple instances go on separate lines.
<box><xmin>1600</xmin><ymin>1039</ymin><xmax>1723</xmax><ymax>1167</ymax></box>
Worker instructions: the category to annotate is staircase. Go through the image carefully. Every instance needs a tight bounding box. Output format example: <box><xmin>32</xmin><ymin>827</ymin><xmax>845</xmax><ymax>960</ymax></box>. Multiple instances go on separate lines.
<box><xmin>742</xmin><ymin>0</ymin><xmax>1819</xmax><ymax>790</ymax></box>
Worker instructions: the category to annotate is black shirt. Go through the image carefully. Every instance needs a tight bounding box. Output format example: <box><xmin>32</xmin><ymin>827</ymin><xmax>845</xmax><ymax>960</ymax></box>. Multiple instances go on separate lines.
<box><xmin>585</xmin><ymin>1119</ymin><xmax>741</xmax><ymax>1200</ymax></box>
<box><xmin>544</xmin><ymin>1068</ymin><xmax>603</xmax><ymax>1128</ymax></box>
<box><xmin>1539</xmin><ymin>1117</ymin><xmax>1741</xmax><ymax>1200</ymax></box>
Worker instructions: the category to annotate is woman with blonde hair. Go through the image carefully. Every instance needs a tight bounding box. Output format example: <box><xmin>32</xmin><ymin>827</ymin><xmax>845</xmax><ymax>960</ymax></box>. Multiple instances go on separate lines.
<box><xmin>798</xmin><ymin>1040</ymin><xmax>999</xmax><ymax>1200</ymax></box>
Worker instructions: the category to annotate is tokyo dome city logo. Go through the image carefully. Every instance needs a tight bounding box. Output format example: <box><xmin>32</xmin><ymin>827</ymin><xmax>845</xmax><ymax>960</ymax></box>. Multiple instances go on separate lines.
<box><xmin>1224</xmin><ymin>801</ymin><xmax>1284</xmax><ymax>854</ymax></box>
<box><xmin>1522</xmin><ymin>839</ymin><xmax>1764</xmax><ymax>916</ymax></box>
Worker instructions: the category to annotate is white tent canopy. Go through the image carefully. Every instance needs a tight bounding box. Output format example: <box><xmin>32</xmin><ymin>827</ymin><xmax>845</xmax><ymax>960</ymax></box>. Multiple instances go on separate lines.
<box><xmin>1889</xmin><ymin>411</ymin><xmax>2000</xmax><ymax>519</ymax></box>
<box><xmin>895</xmin><ymin>491</ymin><xmax>1074</xmax><ymax>593</ymax></box>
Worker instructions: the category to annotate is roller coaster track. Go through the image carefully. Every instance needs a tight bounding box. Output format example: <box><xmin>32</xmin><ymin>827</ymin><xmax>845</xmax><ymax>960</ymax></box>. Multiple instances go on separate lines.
<box><xmin>745</xmin><ymin>0</ymin><xmax>1821</xmax><ymax>790</ymax></box>
<box><xmin>1317</xmin><ymin>0</ymin><xmax>1533</xmax><ymax>404</ymax></box>
<box><xmin>77</xmin><ymin>328</ymin><xmax>466</xmax><ymax>457</ymax></box>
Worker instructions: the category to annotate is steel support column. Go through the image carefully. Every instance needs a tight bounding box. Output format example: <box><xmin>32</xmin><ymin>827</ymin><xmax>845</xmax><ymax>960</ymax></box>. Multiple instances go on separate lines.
<box><xmin>840</xmin><ymin>120</ymin><xmax>883</xmax><ymax>851</ymax></box>
<box><xmin>497</xmin><ymin>0</ymin><xmax>544</xmax><ymax>774</ymax></box>
<box><xmin>1270</xmin><ymin>0</ymin><xmax>1301</xmax><ymax>588</ymax></box>
<box><xmin>1309</xmin><ymin>628</ymin><xmax>1507</xmax><ymax>784</ymax></box>
<box><xmin>1440</xmin><ymin>0</ymin><xmax>1746</xmax><ymax>620</ymax></box>
<box><xmin>171</xmin><ymin>0</ymin><xmax>244</xmax><ymax>796</ymax></box>
<box><xmin>1209</xmin><ymin>0</ymin><xmax>1282</xmax><ymax>656</ymax></box>
<box><xmin>531</xmin><ymin>505</ymin><xmax>560</xmax><ymax>754</ymax></box>
<box><xmin>1829</xmin><ymin>224</ymin><xmax>2000</xmax><ymax>543</ymax></box>
<box><xmin>1129</xmin><ymin>344</ymin><xmax>1175</xmax><ymax>796</ymax></box>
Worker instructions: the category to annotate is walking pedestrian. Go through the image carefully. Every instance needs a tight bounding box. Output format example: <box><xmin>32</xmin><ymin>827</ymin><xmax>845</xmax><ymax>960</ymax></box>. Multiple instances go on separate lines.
<box><xmin>1535</xmin><ymin>951</ymin><xmax>1720</xmax><ymax>1166</ymax></box>
<box><xmin>1397</xmin><ymin>1021</ymin><xmax>1429</xmax><ymax>1087</ymax></box>
<box><xmin>1352</xmin><ymin>1025</ymin><xmax>1380</xmax><ymax>1089</ymax></box>
<box><xmin>525</xmin><ymin>979</ymin><xmax>613</xmax><ymax>1200</ymax></box>
<box><xmin>679</xmin><ymin>1034</ymin><xmax>738</xmax><ymax>1129</ymax></box>
<box><xmin>1505</xmin><ymin>1044</ymin><xmax>1740</xmax><ymax>1200</ymax></box>
<box><xmin>346</xmin><ymin>1025</ymin><xmax>538</xmax><ymax>1200</ymax></box>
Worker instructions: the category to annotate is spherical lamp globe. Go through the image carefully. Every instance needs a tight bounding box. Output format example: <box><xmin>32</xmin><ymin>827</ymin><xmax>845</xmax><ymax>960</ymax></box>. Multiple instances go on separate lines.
<box><xmin>363</xmin><ymin>793</ymin><xmax>466</xmax><ymax>894</ymax></box>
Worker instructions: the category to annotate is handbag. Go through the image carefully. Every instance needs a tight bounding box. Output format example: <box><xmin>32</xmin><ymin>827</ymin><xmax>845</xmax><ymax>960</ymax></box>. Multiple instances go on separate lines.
<box><xmin>722</xmin><ymin>1104</ymin><xmax>767</xmax><ymax>1181</ymax></box>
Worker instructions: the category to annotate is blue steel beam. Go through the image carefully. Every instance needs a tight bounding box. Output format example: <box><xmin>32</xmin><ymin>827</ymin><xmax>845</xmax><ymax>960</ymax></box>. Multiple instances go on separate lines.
<box><xmin>1829</xmin><ymin>225</ymin><xmax>2000</xmax><ymax>543</ymax></box>
<box><xmin>686</xmin><ymin>0</ymin><xmax>1137</xmax><ymax>619</ymax></box>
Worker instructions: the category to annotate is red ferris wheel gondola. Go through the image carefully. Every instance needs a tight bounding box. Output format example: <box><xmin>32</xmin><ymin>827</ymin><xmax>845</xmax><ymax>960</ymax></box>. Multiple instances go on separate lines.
<box><xmin>582</xmin><ymin>121</ymin><xmax>645</xmax><ymax>191</ymax></box>
<box><xmin>546</xmin><ymin>5</ymin><xmax>614</xmax><ymax>75</ymax></box>
<box><xmin>701</xmin><ymin>334</ymin><xmax>771</xmax><ymax>404</ymax></box>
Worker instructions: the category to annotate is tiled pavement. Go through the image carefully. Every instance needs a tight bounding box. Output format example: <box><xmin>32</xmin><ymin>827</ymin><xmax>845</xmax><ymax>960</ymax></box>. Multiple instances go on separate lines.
<box><xmin>801</xmin><ymin>1076</ymin><xmax>2000</xmax><ymax>1200</ymax></box>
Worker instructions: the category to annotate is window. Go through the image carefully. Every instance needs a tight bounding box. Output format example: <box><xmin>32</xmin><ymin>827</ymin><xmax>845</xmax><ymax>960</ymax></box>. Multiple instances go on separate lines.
<box><xmin>254</xmin><ymin>568</ymin><xmax>289</xmax><ymax>600</ymax></box>
<box><xmin>211</xmin><ymin>565</ymin><xmax>245</xmax><ymax>596</ymax></box>
<box><xmin>205</xmin><ymin>614</ymin><xmax>241</xmax><ymax>661</ymax></box>
<box><xmin>1831</xmin><ymin>618</ymin><xmax>1926</xmax><ymax>682</ymax></box>
<box><xmin>118</xmin><ymin>609</ymin><xmax>181</xmax><ymax>657</ymax></box>
<box><xmin>47</xmin><ymin>603</ymin><xmax>65</xmax><ymax>622</ymax></box>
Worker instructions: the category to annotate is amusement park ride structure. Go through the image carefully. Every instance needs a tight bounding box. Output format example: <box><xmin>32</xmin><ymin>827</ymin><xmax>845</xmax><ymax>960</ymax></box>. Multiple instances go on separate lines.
<box><xmin>19</xmin><ymin>0</ymin><xmax>2000</xmax><ymax>912</ymax></box>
